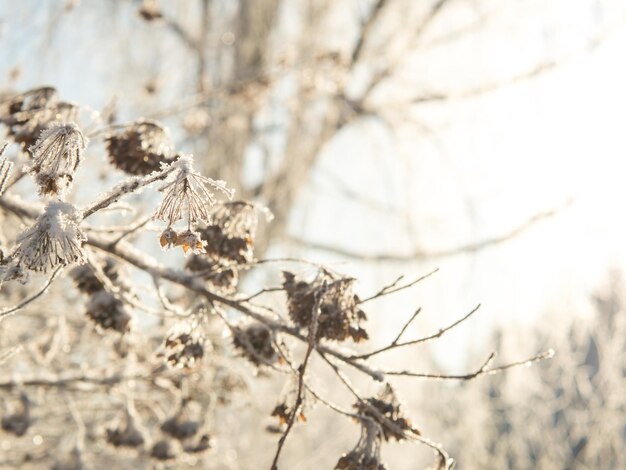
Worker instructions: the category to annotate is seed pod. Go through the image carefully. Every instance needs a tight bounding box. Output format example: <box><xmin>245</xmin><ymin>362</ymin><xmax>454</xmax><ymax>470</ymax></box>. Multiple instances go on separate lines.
<box><xmin>232</xmin><ymin>322</ymin><xmax>280</xmax><ymax>367</ymax></box>
<box><xmin>283</xmin><ymin>271</ymin><xmax>368</xmax><ymax>343</ymax></box>
<box><xmin>353</xmin><ymin>384</ymin><xmax>420</xmax><ymax>442</ymax></box>
<box><xmin>85</xmin><ymin>291</ymin><xmax>131</xmax><ymax>333</ymax></box>
<box><xmin>105</xmin><ymin>119</ymin><xmax>176</xmax><ymax>175</ymax></box>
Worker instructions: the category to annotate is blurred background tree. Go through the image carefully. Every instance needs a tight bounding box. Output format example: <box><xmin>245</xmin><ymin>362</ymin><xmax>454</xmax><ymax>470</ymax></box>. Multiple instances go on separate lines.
<box><xmin>1</xmin><ymin>0</ymin><xmax>626</xmax><ymax>468</ymax></box>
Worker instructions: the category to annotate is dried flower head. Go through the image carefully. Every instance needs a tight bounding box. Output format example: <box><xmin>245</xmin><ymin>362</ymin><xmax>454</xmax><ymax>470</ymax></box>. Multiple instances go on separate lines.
<box><xmin>160</xmin><ymin>322</ymin><xmax>206</xmax><ymax>369</ymax></box>
<box><xmin>151</xmin><ymin>439</ymin><xmax>180</xmax><ymax>461</ymax></box>
<box><xmin>13</xmin><ymin>102</ymin><xmax>78</xmax><ymax>151</ymax></box>
<box><xmin>13</xmin><ymin>202</ymin><xmax>87</xmax><ymax>273</ymax></box>
<box><xmin>28</xmin><ymin>121</ymin><xmax>88</xmax><ymax>196</ymax></box>
<box><xmin>70</xmin><ymin>257</ymin><xmax>120</xmax><ymax>294</ymax></box>
<box><xmin>105</xmin><ymin>119</ymin><xmax>177</xmax><ymax>175</ymax></box>
<box><xmin>106</xmin><ymin>414</ymin><xmax>145</xmax><ymax>448</ymax></box>
<box><xmin>335</xmin><ymin>419</ymin><xmax>386</xmax><ymax>470</ymax></box>
<box><xmin>183</xmin><ymin>433</ymin><xmax>212</xmax><ymax>454</ymax></box>
<box><xmin>161</xmin><ymin>400</ymin><xmax>202</xmax><ymax>441</ymax></box>
<box><xmin>195</xmin><ymin>201</ymin><xmax>268</xmax><ymax>265</ymax></box>
<box><xmin>1</xmin><ymin>394</ymin><xmax>31</xmax><ymax>437</ymax></box>
<box><xmin>154</xmin><ymin>155</ymin><xmax>234</xmax><ymax>227</ymax></box>
<box><xmin>185</xmin><ymin>255</ymin><xmax>238</xmax><ymax>292</ymax></box>
<box><xmin>283</xmin><ymin>271</ymin><xmax>368</xmax><ymax>342</ymax></box>
<box><xmin>354</xmin><ymin>384</ymin><xmax>420</xmax><ymax>442</ymax></box>
<box><xmin>85</xmin><ymin>291</ymin><xmax>131</xmax><ymax>333</ymax></box>
<box><xmin>0</xmin><ymin>87</ymin><xmax>70</xmax><ymax>150</ymax></box>
<box><xmin>232</xmin><ymin>322</ymin><xmax>280</xmax><ymax>367</ymax></box>
<box><xmin>0</xmin><ymin>87</ymin><xmax>58</xmax><ymax>119</ymax></box>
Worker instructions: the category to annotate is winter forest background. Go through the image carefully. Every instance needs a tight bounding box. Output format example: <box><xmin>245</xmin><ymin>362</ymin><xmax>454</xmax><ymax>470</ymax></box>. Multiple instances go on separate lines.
<box><xmin>1</xmin><ymin>0</ymin><xmax>626</xmax><ymax>469</ymax></box>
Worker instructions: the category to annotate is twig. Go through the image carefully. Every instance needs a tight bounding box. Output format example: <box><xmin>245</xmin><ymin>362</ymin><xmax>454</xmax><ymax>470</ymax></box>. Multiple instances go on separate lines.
<box><xmin>81</xmin><ymin>165</ymin><xmax>177</xmax><ymax>219</ymax></box>
<box><xmin>352</xmin><ymin>304</ymin><xmax>480</xmax><ymax>360</ymax></box>
<box><xmin>358</xmin><ymin>268</ymin><xmax>439</xmax><ymax>303</ymax></box>
<box><xmin>289</xmin><ymin>202</ymin><xmax>571</xmax><ymax>262</ymax></box>
<box><xmin>384</xmin><ymin>349</ymin><xmax>555</xmax><ymax>380</ymax></box>
<box><xmin>0</xmin><ymin>267</ymin><xmax>63</xmax><ymax>320</ymax></box>
<box><xmin>270</xmin><ymin>282</ymin><xmax>327</xmax><ymax>470</ymax></box>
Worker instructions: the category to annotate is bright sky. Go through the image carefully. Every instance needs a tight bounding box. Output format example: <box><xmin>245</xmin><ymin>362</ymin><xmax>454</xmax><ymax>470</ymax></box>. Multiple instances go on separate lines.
<box><xmin>287</xmin><ymin>0</ymin><xmax>626</xmax><ymax>367</ymax></box>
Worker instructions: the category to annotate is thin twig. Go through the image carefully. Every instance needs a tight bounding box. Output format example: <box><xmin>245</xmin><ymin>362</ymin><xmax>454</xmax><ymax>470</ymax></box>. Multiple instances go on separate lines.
<box><xmin>270</xmin><ymin>282</ymin><xmax>327</xmax><ymax>470</ymax></box>
<box><xmin>289</xmin><ymin>202</ymin><xmax>571</xmax><ymax>262</ymax></box>
<box><xmin>352</xmin><ymin>304</ymin><xmax>480</xmax><ymax>360</ymax></box>
<box><xmin>358</xmin><ymin>268</ymin><xmax>439</xmax><ymax>303</ymax></box>
<box><xmin>384</xmin><ymin>349</ymin><xmax>555</xmax><ymax>380</ymax></box>
<box><xmin>0</xmin><ymin>267</ymin><xmax>63</xmax><ymax>320</ymax></box>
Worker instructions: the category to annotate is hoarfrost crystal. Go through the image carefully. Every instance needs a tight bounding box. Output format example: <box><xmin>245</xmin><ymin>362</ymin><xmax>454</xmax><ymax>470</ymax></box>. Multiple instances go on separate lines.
<box><xmin>14</xmin><ymin>201</ymin><xmax>87</xmax><ymax>272</ymax></box>
<box><xmin>28</xmin><ymin>121</ymin><xmax>87</xmax><ymax>196</ymax></box>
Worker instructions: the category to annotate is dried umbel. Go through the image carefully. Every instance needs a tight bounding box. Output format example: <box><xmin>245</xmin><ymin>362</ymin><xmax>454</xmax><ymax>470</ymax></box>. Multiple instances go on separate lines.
<box><xmin>161</xmin><ymin>400</ymin><xmax>202</xmax><ymax>441</ymax></box>
<box><xmin>232</xmin><ymin>322</ymin><xmax>280</xmax><ymax>367</ymax></box>
<box><xmin>28</xmin><ymin>121</ymin><xmax>88</xmax><ymax>196</ymax></box>
<box><xmin>106</xmin><ymin>414</ymin><xmax>145</xmax><ymax>448</ymax></box>
<box><xmin>0</xmin><ymin>87</ymin><xmax>79</xmax><ymax>150</ymax></box>
<box><xmin>1</xmin><ymin>394</ymin><xmax>31</xmax><ymax>437</ymax></box>
<box><xmin>160</xmin><ymin>322</ymin><xmax>206</xmax><ymax>369</ymax></box>
<box><xmin>354</xmin><ymin>384</ymin><xmax>420</xmax><ymax>442</ymax></box>
<box><xmin>194</xmin><ymin>201</ymin><xmax>261</xmax><ymax>266</ymax></box>
<box><xmin>85</xmin><ymin>291</ymin><xmax>131</xmax><ymax>333</ymax></box>
<box><xmin>335</xmin><ymin>419</ymin><xmax>386</xmax><ymax>470</ymax></box>
<box><xmin>151</xmin><ymin>439</ymin><xmax>180</xmax><ymax>461</ymax></box>
<box><xmin>185</xmin><ymin>254</ymin><xmax>238</xmax><ymax>292</ymax></box>
<box><xmin>70</xmin><ymin>257</ymin><xmax>120</xmax><ymax>294</ymax></box>
<box><xmin>154</xmin><ymin>155</ymin><xmax>233</xmax><ymax>227</ymax></box>
<box><xmin>13</xmin><ymin>202</ymin><xmax>87</xmax><ymax>273</ymax></box>
<box><xmin>14</xmin><ymin>102</ymin><xmax>78</xmax><ymax>151</ymax></box>
<box><xmin>183</xmin><ymin>433</ymin><xmax>212</xmax><ymax>454</ymax></box>
<box><xmin>283</xmin><ymin>271</ymin><xmax>368</xmax><ymax>342</ymax></box>
<box><xmin>105</xmin><ymin>119</ymin><xmax>177</xmax><ymax>175</ymax></box>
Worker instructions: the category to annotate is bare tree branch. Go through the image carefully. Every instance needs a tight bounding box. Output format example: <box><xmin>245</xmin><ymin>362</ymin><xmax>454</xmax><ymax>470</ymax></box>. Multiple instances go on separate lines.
<box><xmin>288</xmin><ymin>201</ymin><xmax>571</xmax><ymax>262</ymax></box>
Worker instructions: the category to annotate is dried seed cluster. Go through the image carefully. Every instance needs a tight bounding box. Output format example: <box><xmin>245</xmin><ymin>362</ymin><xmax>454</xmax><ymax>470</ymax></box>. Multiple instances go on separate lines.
<box><xmin>354</xmin><ymin>384</ymin><xmax>420</xmax><ymax>442</ymax></box>
<box><xmin>12</xmin><ymin>202</ymin><xmax>86</xmax><ymax>273</ymax></box>
<box><xmin>150</xmin><ymin>439</ymin><xmax>181</xmax><ymax>461</ymax></box>
<box><xmin>161</xmin><ymin>400</ymin><xmax>201</xmax><ymax>441</ymax></box>
<box><xmin>71</xmin><ymin>257</ymin><xmax>132</xmax><ymax>333</ymax></box>
<box><xmin>0</xmin><ymin>87</ymin><xmax>78</xmax><ymax>150</ymax></box>
<box><xmin>1</xmin><ymin>394</ymin><xmax>31</xmax><ymax>437</ymax></box>
<box><xmin>232</xmin><ymin>322</ymin><xmax>279</xmax><ymax>367</ymax></box>
<box><xmin>106</xmin><ymin>415</ymin><xmax>145</xmax><ymax>448</ymax></box>
<box><xmin>28</xmin><ymin>121</ymin><xmax>88</xmax><ymax>197</ymax></box>
<box><xmin>105</xmin><ymin>119</ymin><xmax>177</xmax><ymax>176</ymax></box>
<box><xmin>283</xmin><ymin>271</ymin><xmax>368</xmax><ymax>342</ymax></box>
<box><xmin>154</xmin><ymin>155</ymin><xmax>233</xmax><ymax>228</ymax></box>
<box><xmin>186</xmin><ymin>201</ymin><xmax>265</xmax><ymax>291</ymax></box>
<box><xmin>202</xmin><ymin>201</ymin><xmax>258</xmax><ymax>264</ymax></box>
<box><xmin>155</xmin><ymin>156</ymin><xmax>233</xmax><ymax>256</ymax></box>
<box><xmin>85</xmin><ymin>291</ymin><xmax>131</xmax><ymax>333</ymax></box>
<box><xmin>71</xmin><ymin>257</ymin><xmax>120</xmax><ymax>294</ymax></box>
<box><xmin>160</xmin><ymin>322</ymin><xmax>205</xmax><ymax>369</ymax></box>
<box><xmin>335</xmin><ymin>420</ymin><xmax>386</xmax><ymax>470</ymax></box>
<box><xmin>151</xmin><ymin>400</ymin><xmax>211</xmax><ymax>460</ymax></box>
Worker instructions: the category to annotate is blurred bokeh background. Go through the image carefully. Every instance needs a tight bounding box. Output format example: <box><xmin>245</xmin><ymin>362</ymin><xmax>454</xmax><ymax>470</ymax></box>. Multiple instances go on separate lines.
<box><xmin>1</xmin><ymin>0</ymin><xmax>626</xmax><ymax>468</ymax></box>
